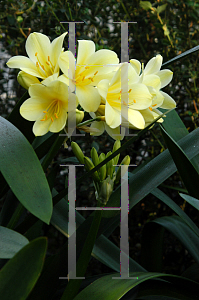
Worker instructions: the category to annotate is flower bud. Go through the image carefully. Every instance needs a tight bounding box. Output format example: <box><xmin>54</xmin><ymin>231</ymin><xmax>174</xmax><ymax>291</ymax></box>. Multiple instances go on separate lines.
<box><xmin>17</xmin><ymin>71</ymin><xmax>40</xmax><ymax>89</ymax></box>
<box><xmin>96</xmin><ymin>176</ymin><xmax>114</xmax><ymax>205</ymax></box>
<box><xmin>106</xmin><ymin>151</ymin><xmax>114</xmax><ymax>179</ymax></box>
<box><xmin>90</xmin><ymin>147</ymin><xmax>99</xmax><ymax>167</ymax></box>
<box><xmin>84</xmin><ymin>157</ymin><xmax>100</xmax><ymax>182</ymax></box>
<box><xmin>98</xmin><ymin>153</ymin><xmax>106</xmax><ymax>181</ymax></box>
<box><xmin>71</xmin><ymin>141</ymin><xmax>85</xmax><ymax>165</ymax></box>
<box><xmin>115</xmin><ymin>155</ymin><xmax>130</xmax><ymax>184</ymax></box>
<box><xmin>75</xmin><ymin>109</ymin><xmax>84</xmax><ymax>125</ymax></box>
<box><xmin>112</xmin><ymin>140</ymin><xmax>121</xmax><ymax>166</ymax></box>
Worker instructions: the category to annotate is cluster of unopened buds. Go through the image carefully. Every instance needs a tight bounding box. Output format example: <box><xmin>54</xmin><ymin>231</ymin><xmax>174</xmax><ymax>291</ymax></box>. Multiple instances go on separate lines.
<box><xmin>71</xmin><ymin>140</ymin><xmax>130</xmax><ymax>205</ymax></box>
<box><xmin>7</xmin><ymin>31</ymin><xmax>176</xmax><ymax>139</ymax></box>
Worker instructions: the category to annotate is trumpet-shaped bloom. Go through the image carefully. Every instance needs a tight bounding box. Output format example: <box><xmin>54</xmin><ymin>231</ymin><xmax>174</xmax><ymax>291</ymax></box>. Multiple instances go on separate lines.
<box><xmin>97</xmin><ymin>63</ymin><xmax>153</xmax><ymax>130</ymax></box>
<box><xmin>20</xmin><ymin>80</ymin><xmax>77</xmax><ymax>136</ymax></box>
<box><xmin>130</xmin><ymin>55</ymin><xmax>176</xmax><ymax>109</ymax></box>
<box><xmin>58</xmin><ymin>40</ymin><xmax>119</xmax><ymax>112</ymax></box>
<box><xmin>7</xmin><ymin>32</ymin><xmax>67</xmax><ymax>79</ymax></box>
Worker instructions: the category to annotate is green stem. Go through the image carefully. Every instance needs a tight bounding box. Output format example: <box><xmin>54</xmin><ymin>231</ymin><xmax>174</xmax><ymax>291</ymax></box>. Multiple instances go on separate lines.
<box><xmin>7</xmin><ymin>202</ymin><xmax>25</xmax><ymax>229</ymax></box>
<box><xmin>61</xmin><ymin>202</ymin><xmax>102</xmax><ymax>300</ymax></box>
<box><xmin>77</xmin><ymin>116</ymin><xmax>103</xmax><ymax>128</ymax></box>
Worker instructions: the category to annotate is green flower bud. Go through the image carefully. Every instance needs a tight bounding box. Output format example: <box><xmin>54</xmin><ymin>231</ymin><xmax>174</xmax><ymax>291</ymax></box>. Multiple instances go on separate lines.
<box><xmin>106</xmin><ymin>151</ymin><xmax>114</xmax><ymax>179</ymax></box>
<box><xmin>98</xmin><ymin>153</ymin><xmax>106</xmax><ymax>181</ymax></box>
<box><xmin>71</xmin><ymin>141</ymin><xmax>85</xmax><ymax>165</ymax></box>
<box><xmin>112</xmin><ymin>140</ymin><xmax>121</xmax><ymax>166</ymax></box>
<box><xmin>84</xmin><ymin>157</ymin><xmax>100</xmax><ymax>182</ymax></box>
<box><xmin>115</xmin><ymin>155</ymin><xmax>130</xmax><ymax>184</ymax></box>
<box><xmin>90</xmin><ymin>147</ymin><xmax>99</xmax><ymax>167</ymax></box>
<box><xmin>96</xmin><ymin>175</ymin><xmax>114</xmax><ymax>205</ymax></box>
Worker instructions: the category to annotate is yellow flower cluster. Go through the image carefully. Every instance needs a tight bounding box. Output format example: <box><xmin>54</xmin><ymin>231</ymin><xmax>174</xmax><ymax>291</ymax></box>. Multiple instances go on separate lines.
<box><xmin>7</xmin><ymin>32</ymin><xmax>176</xmax><ymax>137</ymax></box>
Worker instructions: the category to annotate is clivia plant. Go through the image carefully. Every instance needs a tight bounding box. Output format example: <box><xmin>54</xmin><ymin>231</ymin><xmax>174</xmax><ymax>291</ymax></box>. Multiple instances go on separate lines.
<box><xmin>0</xmin><ymin>29</ymin><xmax>199</xmax><ymax>300</ymax></box>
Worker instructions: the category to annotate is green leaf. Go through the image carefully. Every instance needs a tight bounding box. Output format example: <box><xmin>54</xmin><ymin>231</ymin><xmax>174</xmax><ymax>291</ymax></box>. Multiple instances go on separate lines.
<box><xmin>0</xmin><ymin>117</ymin><xmax>52</xmax><ymax>224</ymax></box>
<box><xmin>162</xmin><ymin>45</ymin><xmax>199</xmax><ymax>67</ymax></box>
<box><xmin>140</xmin><ymin>1</ymin><xmax>152</xmax><ymax>10</ymax></box>
<box><xmin>152</xmin><ymin>188</ymin><xmax>199</xmax><ymax>237</ymax></box>
<box><xmin>0</xmin><ymin>226</ymin><xmax>29</xmax><ymax>258</ymax></box>
<box><xmin>157</xmin><ymin>4</ymin><xmax>167</xmax><ymax>14</ymax></box>
<box><xmin>0</xmin><ymin>237</ymin><xmax>47</xmax><ymax>300</ymax></box>
<box><xmin>180</xmin><ymin>193</ymin><xmax>199</xmax><ymax>211</ymax></box>
<box><xmin>160</xmin><ymin>125</ymin><xmax>199</xmax><ymax>199</ymax></box>
<box><xmin>152</xmin><ymin>216</ymin><xmax>199</xmax><ymax>264</ymax></box>
<box><xmin>73</xmin><ymin>272</ymin><xmax>199</xmax><ymax>300</ymax></box>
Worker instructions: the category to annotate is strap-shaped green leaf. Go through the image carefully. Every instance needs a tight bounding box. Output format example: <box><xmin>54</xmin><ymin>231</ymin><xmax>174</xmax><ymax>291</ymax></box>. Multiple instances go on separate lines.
<box><xmin>0</xmin><ymin>117</ymin><xmax>52</xmax><ymax>224</ymax></box>
<box><xmin>180</xmin><ymin>193</ymin><xmax>199</xmax><ymax>211</ymax></box>
<box><xmin>0</xmin><ymin>226</ymin><xmax>29</xmax><ymax>258</ymax></box>
<box><xmin>0</xmin><ymin>237</ymin><xmax>47</xmax><ymax>300</ymax></box>
<box><xmin>160</xmin><ymin>125</ymin><xmax>199</xmax><ymax>199</ymax></box>
<box><xmin>162</xmin><ymin>45</ymin><xmax>199</xmax><ymax>67</ymax></box>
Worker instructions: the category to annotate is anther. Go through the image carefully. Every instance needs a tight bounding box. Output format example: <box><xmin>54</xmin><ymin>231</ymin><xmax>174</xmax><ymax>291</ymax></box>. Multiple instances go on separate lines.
<box><xmin>129</xmin><ymin>89</ymin><xmax>132</xmax><ymax>93</ymax></box>
<box><xmin>54</xmin><ymin>113</ymin><xmax>58</xmax><ymax>119</ymax></box>
<box><xmin>94</xmin><ymin>71</ymin><xmax>98</xmax><ymax>75</ymax></box>
<box><xmin>82</xmin><ymin>76</ymin><xmax>85</xmax><ymax>81</ymax></box>
<box><xmin>152</xmin><ymin>104</ymin><xmax>157</xmax><ymax>107</ymax></box>
<box><xmin>51</xmin><ymin>117</ymin><xmax>54</xmax><ymax>122</ymax></box>
<box><xmin>85</xmin><ymin>66</ymin><xmax>90</xmax><ymax>69</ymax></box>
<box><xmin>149</xmin><ymin>107</ymin><xmax>152</xmax><ymax>111</ymax></box>
<box><xmin>35</xmin><ymin>52</ymin><xmax>38</xmax><ymax>56</ymax></box>
<box><xmin>133</xmin><ymin>100</ymin><xmax>136</xmax><ymax>103</ymax></box>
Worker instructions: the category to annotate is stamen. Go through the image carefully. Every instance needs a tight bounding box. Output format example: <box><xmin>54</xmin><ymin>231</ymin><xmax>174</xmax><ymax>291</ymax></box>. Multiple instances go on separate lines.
<box><xmin>82</xmin><ymin>76</ymin><xmax>85</xmax><ymax>81</ymax></box>
<box><xmin>43</xmin><ymin>111</ymin><xmax>48</xmax><ymax>113</ymax></box>
<box><xmin>152</xmin><ymin>104</ymin><xmax>157</xmax><ymax>107</ymax></box>
<box><xmin>35</xmin><ymin>52</ymin><xmax>38</xmax><ymax>56</ymax></box>
<box><xmin>36</xmin><ymin>62</ymin><xmax>39</xmax><ymax>67</ymax></box>
<box><xmin>129</xmin><ymin>89</ymin><xmax>132</xmax><ymax>93</ymax></box>
<box><xmin>51</xmin><ymin>117</ymin><xmax>54</xmax><ymax>122</ymax></box>
<box><xmin>94</xmin><ymin>71</ymin><xmax>98</xmax><ymax>75</ymax></box>
<box><xmin>48</xmin><ymin>56</ymin><xmax>50</xmax><ymax>61</ymax></box>
<box><xmin>54</xmin><ymin>113</ymin><xmax>58</xmax><ymax>119</ymax></box>
<box><xmin>85</xmin><ymin>66</ymin><xmax>90</xmax><ymax>69</ymax></box>
<box><xmin>133</xmin><ymin>99</ymin><xmax>136</xmax><ymax>103</ymax></box>
<box><xmin>42</xmin><ymin>65</ymin><xmax>45</xmax><ymax>70</ymax></box>
<box><xmin>46</xmin><ymin>62</ymin><xmax>50</xmax><ymax>65</ymax></box>
<box><xmin>149</xmin><ymin>107</ymin><xmax>152</xmax><ymax>111</ymax></box>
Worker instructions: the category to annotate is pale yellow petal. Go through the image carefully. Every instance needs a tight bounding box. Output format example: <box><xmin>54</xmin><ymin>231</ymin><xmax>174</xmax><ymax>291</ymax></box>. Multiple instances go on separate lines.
<box><xmin>123</xmin><ymin>109</ymin><xmax>145</xmax><ymax>129</ymax></box>
<box><xmin>105</xmin><ymin>100</ymin><xmax>121</xmax><ymax>128</ymax></box>
<box><xmin>97</xmin><ymin>79</ymin><xmax>109</xmax><ymax>100</ymax></box>
<box><xmin>142</xmin><ymin>74</ymin><xmax>161</xmax><ymax>90</ymax></box>
<box><xmin>17</xmin><ymin>71</ymin><xmax>40</xmax><ymax>89</ymax></box>
<box><xmin>41</xmin><ymin>73</ymin><xmax>59</xmax><ymax>85</ymax></box>
<box><xmin>144</xmin><ymin>54</ymin><xmax>163</xmax><ymax>75</ymax></box>
<box><xmin>129</xmin><ymin>84</ymin><xmax>152</xmax><ymax>109</ymax></box>
<box><xmin>77</xmin><ymin>40</ymin><xmax>95</xmax><ymax>65</ymax></box>
<box><xmin>51</xmin><ymin>32</ymin><xmax>67</xmax><ymax>66</ymax></box>
<box><xmin>58</xmin><ymin>51</ymin><xmax>76</xmax><ymax>79</ymax></box>
<box><xmin>33</xmin><ymin>118</ymin><xmax>52</xmax><ymax>136</ymax></box>
<box><xmin>160</xmin><ymin>91</ymin><xmax>176</xmax><ymax>109</ymax></box>
<box><xmin>156</xmin><ymin>70</ymin><xmax>173</xmax><ymax>88</ymax></box>
<box><xmin>26</xmin><ymin>32</ymin><xmax>51</xmax><ymax>66</ymax></box>
<box><xmin>90</xmin><ymin>121</ymin><xmax>105</xmax><ymax>136</ymax></box>
<box><xmin>105</xmin><ymin>124</ymin><xmax>125</xmax><ymax>140</ymax></box>
<box><xmin>49</xmin><ymin>110</ymin><xmax>67</xmax><ymax>132</ymax></box>
<box><xmin>76</xmin><ymin>85</ymin><xmax>101</xmax><ymax>112</ymax></box>
<box><xmin>20</xmin><ymin>97</ymin><xmax>49</xmax><ymax>121</ymax></box>
<box><xmin>130</xmin><ymin>59</ymin><xmax>141</xmax><ymax>75</ymax></box>
<box><xmin>7</xmin><ymin>56</ymin><xmax>45</xmax><ymax>78</ymax></box>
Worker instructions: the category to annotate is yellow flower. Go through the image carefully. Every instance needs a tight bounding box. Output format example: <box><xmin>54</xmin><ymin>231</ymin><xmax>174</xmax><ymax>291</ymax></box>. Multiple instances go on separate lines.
<box><xmin>20</xmin><ymin>81</ymin><xmax>77</xmax><ymax>136</ymax></box>
<box><xmin>58</xmin><ymin>40</ymin><xmax>119</xmax><ymax>112</ymax></box>
<box><xmin>130</xmin><ymin>55</ymin><xmax>176</xmax><ymax>111</ymax></box>
<box><xmin>7</xmin><ymin>32</ymin><xmax>67</xmax><ymax>79</ymax></box>
<box><xmin>97</xmin><ymin>63</ymin><xmax>152</xmax><ymax>130</ymax></box>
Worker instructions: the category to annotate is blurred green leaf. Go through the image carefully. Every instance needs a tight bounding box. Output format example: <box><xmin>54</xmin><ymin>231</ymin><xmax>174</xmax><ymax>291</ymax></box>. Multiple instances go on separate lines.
<box><xmin>0</xmin><ymin>237</ymin><xmax>47</xmax><ymax>300</ymax></box>
<box><xmin>140</xmin><ymin>1</ymin><xmax>152</xmax><ymax>10</ymax></box>
<box><xmin>0</xmin><ymin>117</ymin><xmax>52</xmax><ymax>224</ymax></box>
<box><xmin>157</xmin><ymin>4</ymin><xmax>167</xmax><ymax>14</ymax></box>
<box><xmin>0</xmin><ymin>226</ymin><xmax>29</xmax><ymax>258</ymax></box>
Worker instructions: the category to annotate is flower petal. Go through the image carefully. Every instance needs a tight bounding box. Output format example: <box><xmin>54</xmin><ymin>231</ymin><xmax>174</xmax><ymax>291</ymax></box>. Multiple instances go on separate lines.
<box><xmin>105</xmin><ymin>100</ymin><xmax>121</xmax><ymax>128</ymax></box>
<box><xmin>49</xmin><ymin>110</ymin><xmax>67</xmax><ymax>132</ymax></box>
<box><xmin>97</xmin><ymin>79</ymin><xmax>109</xmax><ymax>100</ymax></box>
<box><xmin>77</xmin><ymin>40</ymin><xmax>95</xmax><ymax>65</ymax></box>
<box><xmin>160</xmin><ymin>91</ymin><xmax>176</xmax><ymax>109</ymax></box>
<box><xmin>76</xmin><ymin>85</ymin><xmax>101</xmax><ymax>112</ymax></box>
<box><xmin>144</xmin><ymin>54</ymin><xmax>163</xmax><ymax>75</ymax></box>
<box><xmin>7</xmin><ymin>56</ymin><xmax>44</xmax><ymax>78</ymax></box>
<box><xmin>58</xmin><ymin>51</ymin><xmax>76</xmax><ymax>79</ymax></box>
<box><xmin>122</xmin><ymin>109</ymin><xmax>145</xmax><ymax>129</ymax></box>
<box><xmin>51</xmin><ymin>32</ymin><xmax>67</xmax><ymax>66</ymax></box>
<box><xmin>17</xmin><ymin>71</ymin><xmax>40</xmax><ymax>89</ymax></box>
<box><xmin>142</xmin><ymin>74</ymin><xmax>161</xmax><ymax>90</ymax></box>
<box><xmin>33</xmin><ymin>118</ymin><xmax>52</xmax><ymax>136</ymax></box>
<box><xmin>130</xmin><ymin>59</ymin><xmax>141</xmax><ymax>75</ymax></box>
<box><xmin>156</xmin><ymin>70</ymin><xmax>173</xmax><ymax>88</ymax></box>
<box><xmin>90</xmin><ymin>121</ymin><xmax>105</xmax><ymax>136</ymax></box>
<box><xmin>105</xmin><ymin>124</ymin><xmax>125</xmax><ymax>140</ymax></box>
<box><xmin>129</xmin><ymin>84</ymin><xmax>152</xmax><ymax>109</ymax></box>
<box><xmin>20</xmin><ymin>97</ymin><xmax>49</xmax><ymax>121</ymax></box>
